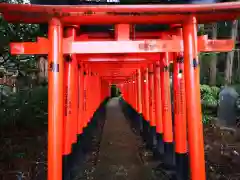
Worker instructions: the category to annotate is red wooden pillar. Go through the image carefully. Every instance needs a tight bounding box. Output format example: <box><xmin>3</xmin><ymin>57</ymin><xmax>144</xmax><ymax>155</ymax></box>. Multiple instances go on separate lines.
<box><xmin>94</xmin><ymin>74</ymin><xmax>97</xmax><ymax>111</ymax></box>
<box><xmin>131</xmin><ymin>79</ymin><xmax>134</xmax><ymax>107</ymax></box>
<box><xmin>86</xmin><ymin>69</ymin><xmax>90</xmax><ymax>126</ymax></box>
<box><xmin>135</xmin><ymin>74</ymin><xmax>138</xmax><ymax>110</ymax></box>
<box><xmin>101</xmin><ymin>79</ymin><xmax>109</xmax><ymax>101</ymax></box>
<box><xmin>133</xmin><ymin>75</ymin><xmax>137</xmax><ymax>110</ymax></box>
<box><xmin>136</xmin><ymin>68</ymin><xmax>144</xmax><ymax>134</ymax></box>
<box><xmin>93</xmin><ymin>74</ymin><xmax>98</xmax><ymax>113</ymax></box>
<box><xmin>87</xmin><ymin>70</ymin><xmax>92</xmax><ymax>124</ymax></box>
<box><xmin>106</xmin><ymin>81</ymin><xmax>110</xmax><ymax>98</ymax></box>
<box><xmin>154</xmin><ymin>61</ymin><xmax>164</xmax><ymax>154</ymax></box>
<box><xmin>93</xmin><ymin>74</ymin><xmax>97</xmax><ymax>114</ymax></box>
<box><xmin>143</xmin><ymin>67</ymin><xmax>150</xmax><ymax>121</ymax></box>
<box><xmin>63</xmin><ymin>27</ymin><xmax>77</xmax><ymax>157</ymax></box>
<box><xmin>120</xmin><ymin>83</ymin><xmax>124</xmax><ymax>99</ymax></box>
<box><xmin>64</xmin><ymin>26</ymin><xmax>78</xmax><ymax>150</ymax></box>
<box><xmin>90</xmin><ymin>71</ymin><xmax>95</xmax><ymax>120</ymax></box>
<box><xmin>48</xmin><ymin>18</ymin><xmax>64</xmax><ymax>180</ymax></box>
<box><xmin>125</xmin><ymin>81</ymin><xmax>129</xmax><ymax>103</ymax></box>
<box><xmin>83</xmin><ymin>68</ymin><xmax>88</xmax><ymax>128</ymax></box>
<box><xmin>136</xmin><ymin>69</ymin><xmax>143</xmax><ymax>115</ymax></box>
<box><xmin>132</xmin><ymin>76</ymin><xmax>136</xmax><ymax>109</ymax></box>
<box><xmin>78</xmin><ymin>63</ymin><xmax>84</xmax><ymax>135</ymax></box>
<box><xmin>100</xmin><ymin>79</ymin><xmax>104</xmax><ymax>101</ymax></box>
<box><xmin>149</xmin><ymin>64</ymin><xmax>156</xmax><ymax>126</ymax></box>
<box><xmin>62</xmin><ymin>26</ymin><xmax>79</xmax><ymax>180</ymax></box>
<box><xmin>92</xmin><ymin>73</ymin><xmax>99</xmax><ymax>114</ymax></box>
<box><xmin>183</xmin><ymin>16</ymin><xmax>206</xmax><ymax>180</ymax></box>
<box><xmin>94</xmin><ymin>74</ymin><xmax>101</xmax><ymax>110</ymax></box>
<box><xmin>98</xmin><ymin>76</ymin><xmax>102</xmax><ymax>106</ymax></box>
<box><xmin>141</xmin><ymin>67</ymin><xmax>150</xmax><ymax>145</ymax></box>
<box><xmin>115</xmin><ymin>23</ymin><xmax>130</xmax><ymax>105</ymax></box>
<box><xmin>173</xmin><ymin>52</ymin><xmax>188</xmax><ymax>179</ymax></box>
<box><xmin>101</xmin><ymin>79</ymin><xmax>106</xmax><ymax>101</ymax></box>
<box><xmin>148</xmin><ymin>63</ymin><xmax>157</xmax><ymax>148</ymax></box>
<box><xmin>126</xmin><ymin>82</ymin><xmax>129</xmax><ymax>102</ymax></box>
<box><xmin>171</xmin><ymin>25</ymin><xmax>188</xmax><ymax>179</ymax></box>
<box><xmin>63</xmin><ymin>58</ymin><xmax>72</xmax><ymax>156</ymax></box>
<box><xmin>87</xmin><ymin>71</ymin><xmax>92</xmax><ymax>123</ymax></box>
<box><xmin>85</xmin><ymin>68</ymin><xmax>92</xmax><ymax>127</ymax></box>
<box><xmin>160</xmin><ymin>52</ymin><xmax>174</xmax><ymax>167</ymax></box>
<box><xmin>141</xmin><ymin>68</ymin><xmax>146</xmax><ymax>120</ymax></box>
<box><xmin>128</xmin><ymin>80</ymin><xmax>132</xmax><ymax>106</ymax></box>
<box><xmin>86</xmin><ymin>68</ymin><xmax>92</xmax><ymax>126</ymax></box>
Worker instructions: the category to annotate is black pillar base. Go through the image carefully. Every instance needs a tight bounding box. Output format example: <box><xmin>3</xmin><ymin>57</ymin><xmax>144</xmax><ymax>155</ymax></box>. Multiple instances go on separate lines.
<box><xmin>119</xmin><ymin>98</ymin><xmax>144</xmax><ymax>134</ymax></box>
<box><xmin>72</xmin><ymin>141</ymin><xmax>78</xmax><ymax>154</ymax></box>
<box><xmin>72</xmin><ymin>134</ymin><xmax>83</xmax><ymax>154</ymax></box>
<box><xmin>80</xmin><ymin>126</ymin><xmax>89</xmax><ymax>154</ymax></box>
<box><xmin>139</xmin><ymin>113</ymin><xmax>144</xmax><ymax>135</ymax></box>
<box><xmin>154</xmin><ymin>142</ymin><xmax>176</xmax><ymax>179</ymax></box>
<box><xmin>162</xmin><ymin>142</ymin><xmax>175</xmax><ymax>169</ymax></box>
<box><xmin>63</xmin><ymin>154</ymin><xmax>72</xmax><ymax>180</ymax></box>
<box><xmin>70</xmin><ymin>135</ymin><xmax>88</xmax><ymax>179</ymax></box>
<box><xmin>175</xmin><ymin>153</ymin><xmax>189</xmax><ymax>180</ymax></box>
<box><xmin>142</xmin><ymin>119</ymin><xmax>150</xmax><ymax>144</ymax></box>
<box><xmin>154</xmin><ymin>133</ymin><xmax>164</xmax><ymax>158</ymax></box>
<box><xmin>148</xmin><ymin>126</ymin><xmax>157</xmax><ymax>150</ymax></box>
<box><xmin>62</xmin><ymin>98</ymin><xmax>108</xmax><ymax>180</ymax></box>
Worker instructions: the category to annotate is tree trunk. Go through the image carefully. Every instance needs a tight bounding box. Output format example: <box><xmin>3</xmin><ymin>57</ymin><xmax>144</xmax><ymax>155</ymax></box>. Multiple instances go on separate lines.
<box><xmin>44</xmin><ymin>57</ymin><xmax>48</xmax><ymax>82</ymax></box>
<box><xmin>237</xmin><ymin>50</ymin><xmax>240</xmax><ymax>81</ymax></box>
<box><xmin>209</xmin><ymin>23</ymin><xmax>218</xmax><ymax>86</ymax></box>
<box><xmin>37</xmin><ymin>56</ymin><xmax>48</xmax><ymax>84</ymax></box>
<box><xmin>224</xmin><ymin>20</ymin><xmax>238</xmax><ymax>85</ymax></box>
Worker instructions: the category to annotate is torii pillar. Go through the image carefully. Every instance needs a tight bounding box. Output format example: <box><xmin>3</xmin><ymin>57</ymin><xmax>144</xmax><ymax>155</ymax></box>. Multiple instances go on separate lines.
<box><xmin>183</xmin><ymin>16</ymin><xmax>205</xmax><ymax>180</ymax></box>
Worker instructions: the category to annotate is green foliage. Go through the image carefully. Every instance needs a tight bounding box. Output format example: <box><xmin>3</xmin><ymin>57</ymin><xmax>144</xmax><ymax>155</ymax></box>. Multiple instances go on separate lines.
<box><xmin>198</xmin><ymin>25</ymin><xmax>205</xmax><ymax>36</ymax></box>
<box><xmin>0</xmin><ymin>86</ymin><xmax>48</xmax><ymax>128</ymax></box>
<box><xmin>211</xmin><ymin>86</ymin><xmax>220</xmax><ymax>99</ymax></box>
<box><xmin>202</xmin><ymin>114</ymin><xmax>212</xmax><ymax>124</ymax></box>
<box><xmin>0</xmin><ymin>0</ymin><xmax>45</xmax><ymax>75</ymax></box>
<box><xmin>0</xmin><ymin>0</ymin><xmax>48</xmax><ymax>129</ymax></box>
<box><xmin>200</xmin><ymin>84</ymin><xmax>220</xmax><ymax>106</ymax></box>
<box><xmin>0</xmin><ymin>18</ymin><xmax>41</xmax><ymax>68</ymax></box>
<box><xmin>200</xmin><ymin>84</ymin><xmax>220</xmax><ymax>124</ymax></box>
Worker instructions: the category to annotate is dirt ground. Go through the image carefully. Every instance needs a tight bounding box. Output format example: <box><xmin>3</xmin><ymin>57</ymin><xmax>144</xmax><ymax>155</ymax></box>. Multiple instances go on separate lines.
<box><xmin>204</xmin><ymin>122</ymin><xmax>240</xmax><ymax>180</ymax></box>
<box><xmin>1</xmin><ymin>104</ymin><xmax>240</xmax><ymax>179</ymax></box>
<box><xmin>0</xmin><ymin>126</ymin><xmax>47</xmax><ymax>180</ymax></box>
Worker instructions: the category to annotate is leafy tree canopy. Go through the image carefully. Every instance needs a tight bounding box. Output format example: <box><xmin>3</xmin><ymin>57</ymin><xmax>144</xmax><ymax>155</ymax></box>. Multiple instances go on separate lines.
<box><xmin>0</xmin><ymin>0</ymin><xmax>46</xmax><ymax>76</ymax></box>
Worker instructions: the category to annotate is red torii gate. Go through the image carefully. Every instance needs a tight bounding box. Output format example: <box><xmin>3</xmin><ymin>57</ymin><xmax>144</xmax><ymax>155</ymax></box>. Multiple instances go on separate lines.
<box><xmin>0</xmin><ymin>2</ymin><xmax>240</xmax><ymax>180</ymax></box>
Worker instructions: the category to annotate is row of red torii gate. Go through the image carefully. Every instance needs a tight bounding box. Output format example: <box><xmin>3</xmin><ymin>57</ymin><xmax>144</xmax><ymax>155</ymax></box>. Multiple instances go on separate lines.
<box><xmin>1</xmin><ymin>2</ymin><xmax>240</xmax><ymax>180</ymax></box>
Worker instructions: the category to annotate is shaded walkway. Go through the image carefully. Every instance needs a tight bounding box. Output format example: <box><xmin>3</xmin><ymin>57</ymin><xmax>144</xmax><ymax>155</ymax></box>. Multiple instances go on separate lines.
<box><xmin>93</xmin><ymin>97</ymin><xmax>153</xmax><ymax>180</ymax></box>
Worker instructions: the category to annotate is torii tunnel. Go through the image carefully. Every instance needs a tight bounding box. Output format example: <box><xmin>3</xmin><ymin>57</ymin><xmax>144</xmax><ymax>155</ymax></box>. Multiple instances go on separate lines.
<box><xmin>1</xmin><ymin>2</ymin><xmax>240</xmax><ymax>180</ymax></box>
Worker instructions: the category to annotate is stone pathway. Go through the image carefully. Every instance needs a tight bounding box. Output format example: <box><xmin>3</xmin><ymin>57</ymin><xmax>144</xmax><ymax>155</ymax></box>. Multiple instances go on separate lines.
<box><xmin>93</xmin><ymin>97</ymin><xmax>153</xmax><ymax>180</ymax></box>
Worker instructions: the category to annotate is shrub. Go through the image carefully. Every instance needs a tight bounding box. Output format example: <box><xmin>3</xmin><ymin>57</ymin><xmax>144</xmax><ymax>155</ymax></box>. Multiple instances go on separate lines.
<box><xmin>200</xmin><ymin>84</ymin><xmax>220</xmax><ymax>124</ymax></box>
<box><xmin>200</xmin><ymin>84</ymin><xmax>220</xmax><ymax>107</ymax></box>
<box><xmin>0</xmin><ymin>86</ymin><xmax>48</xmax><ymax>128</ymax></box>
